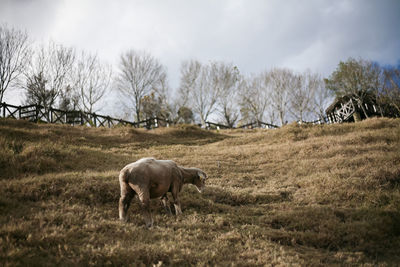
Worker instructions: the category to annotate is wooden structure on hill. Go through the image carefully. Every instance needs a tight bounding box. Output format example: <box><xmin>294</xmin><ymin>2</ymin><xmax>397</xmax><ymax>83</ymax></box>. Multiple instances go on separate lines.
<box><xmin>325</xmin><ymin>94</ymin><xmax>381</xmax><ymax>123</ymax></box>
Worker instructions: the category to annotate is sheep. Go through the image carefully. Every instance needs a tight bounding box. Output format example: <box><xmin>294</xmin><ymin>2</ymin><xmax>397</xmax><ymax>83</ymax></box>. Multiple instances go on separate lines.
<box><xmin>118</xmin><ymin>157</ymin><xmax>207</xmax><ymax>227</ymax></box>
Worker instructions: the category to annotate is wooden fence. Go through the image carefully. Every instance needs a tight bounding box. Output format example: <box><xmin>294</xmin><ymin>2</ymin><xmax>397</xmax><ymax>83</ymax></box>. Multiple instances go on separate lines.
<box><xmin>1</xmin><ymin>102</ymin><xmax>330</xmax><ymax>129</ymax></box>
<box><xmin>0</xmin><ymin>102</ymin><xmax>170</xmax><ymax>128</ymax></box>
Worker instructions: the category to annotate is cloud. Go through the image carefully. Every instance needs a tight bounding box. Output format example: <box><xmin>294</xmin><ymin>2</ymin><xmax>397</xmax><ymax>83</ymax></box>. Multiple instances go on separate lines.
<box><xmin>0</xmin><ymin>0</ymin><xmax>60</xmax><ymax>40</ymax></box>
<box><xmin>1</xmin><ymin>0</ymin><xmax>399</xmax><ymax>101</ymax></box>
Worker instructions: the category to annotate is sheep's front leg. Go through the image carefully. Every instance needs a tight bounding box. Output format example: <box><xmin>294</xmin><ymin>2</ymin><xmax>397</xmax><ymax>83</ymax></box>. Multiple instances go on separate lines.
<box><xmin>171</xmin><ymin>190</ymin><xmax>182</xmax><ymax>215</ymax></box>
<box><xmin>138</xmin><ymin>191</ymin><xmax>153</xmax><ymax>228</ymax></box>
<box><xmin>174</xmin><ymin>200</ymin><xmax>182</xmax><ymax>215</ymax></box>
<box><xmin>119</xmin><ymin>183</ymin><xmax>134</xmax><ymax>222</ymax></box>
<box><xmin>161</xmin><ymin>194</ymin><xmax>172</xmax><ymax>215</ymax></box>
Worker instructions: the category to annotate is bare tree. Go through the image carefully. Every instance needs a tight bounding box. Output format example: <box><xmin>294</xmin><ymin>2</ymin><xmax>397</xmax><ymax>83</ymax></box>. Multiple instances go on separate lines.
<box><xmin>214</xmin><ymin>63</ymin><xmax>240</xmax><ymax>127</ymax></box>
<box><xmin>73</xmin><ymin>51</ymin><xmax>112</xmax><ymax>113</ymax></box>
<box><xmin>24</xmin><ymin>41</ymin><xmax>75</xmax><ymax>112</ymax></box>
<box><xmin>238</xmin><ymin>73</ymin><xmax>270</xmax><ymax>125</ymax></box>
<box><xmin>115</xmin><ymin>50</ymin><xmax>167</xmax><ymax>122</ymax></box>
<box><xmin>312</xmin><ymin>74</ymin><xmax>332</xmax><ymax>120</ymax></box>
<box><xmin>289</xmin><ymin>70</ymin><xmax>320</xmax><ymax>122</ymax></box>
<box><xmin>174</xmin><ymin>60</ymin><xmax>201</xmax><ymax>124</ymax></box>
<box><xmin>261</xmin><ymin>73</ymin><xmax>279</xmax><ymax>125</ymax></box>
<box><xmin>192</xmin><ymin>62</ymin><xmax>218</xmax><ymax>125</ymax></box>
<box><xmin>179</xmin><ymin>60</ymin><xmax>221</xmax><ymax>126</ymax></box>
<box><xmin>0</xmin><ymin>24</ymin><xmax>31</xmax><ymax>103</ymax></box>
<box><xmin>178</xmin><ymin>60</ymin><xmax>201</xmax><ymax>108</ymax></box>
<box><xmin>269</xmin><ymin>68</ymin><xmax>295</xmax><ymax>126</ymax></box>
<box><xmin>153</xmin><ymin>72</ymin><xmax>174</xmax><ymax>120</ymax></box>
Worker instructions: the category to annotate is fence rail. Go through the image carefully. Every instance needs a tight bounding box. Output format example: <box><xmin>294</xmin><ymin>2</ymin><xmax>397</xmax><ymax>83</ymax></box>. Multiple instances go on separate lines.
<box><xmin>238</xmin><ymin>121</ymin><xmax>280</xmax><ymax>129</ymax></box>
<box><xmin>297</xmin><ymin>117</ymin><xmax>328</xmax><ymax>125</ymax></box>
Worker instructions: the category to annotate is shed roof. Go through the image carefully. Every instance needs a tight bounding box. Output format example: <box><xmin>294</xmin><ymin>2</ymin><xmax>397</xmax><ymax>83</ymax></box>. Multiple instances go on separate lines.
<box><xmin>325</xmin><ymin>94</ymin><xmax>353</xmax><ymax>114</ymax></box>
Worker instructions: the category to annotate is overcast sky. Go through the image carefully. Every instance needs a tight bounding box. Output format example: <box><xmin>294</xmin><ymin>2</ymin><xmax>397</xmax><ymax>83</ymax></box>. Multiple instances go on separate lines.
<box><xmin>1</xmin><ymin>0</ymin><xmax>400</xmax><ymax>108</ymax></box>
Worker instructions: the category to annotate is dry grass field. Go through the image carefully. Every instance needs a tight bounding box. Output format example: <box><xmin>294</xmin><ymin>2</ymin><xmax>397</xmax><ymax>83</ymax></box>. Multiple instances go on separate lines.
<box><xmin>0</xmin><ymin>118</ymin><xmax>400</xmax><ymax>266</ymax></box>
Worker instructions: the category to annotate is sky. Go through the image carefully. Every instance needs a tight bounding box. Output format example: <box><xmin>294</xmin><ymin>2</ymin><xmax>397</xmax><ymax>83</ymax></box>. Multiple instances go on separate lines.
<box><xmin>1</xmin><ymin>0</ymin><xmax>400</xmax><ymax>113</ymax></box>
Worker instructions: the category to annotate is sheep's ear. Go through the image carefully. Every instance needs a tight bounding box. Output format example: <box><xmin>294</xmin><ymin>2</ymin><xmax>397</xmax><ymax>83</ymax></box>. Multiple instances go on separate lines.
<box><xmin>198</xmin><ymin>171</ymin><xmax>206</xmax><ymax>180</ymax></box>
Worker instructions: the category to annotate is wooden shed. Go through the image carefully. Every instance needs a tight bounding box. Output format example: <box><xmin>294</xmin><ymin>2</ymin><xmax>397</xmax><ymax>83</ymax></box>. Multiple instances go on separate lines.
<box><xmin>325</xmin><ymin>94</ymin><xmax>381</xmax><ymax>123</ymax></box>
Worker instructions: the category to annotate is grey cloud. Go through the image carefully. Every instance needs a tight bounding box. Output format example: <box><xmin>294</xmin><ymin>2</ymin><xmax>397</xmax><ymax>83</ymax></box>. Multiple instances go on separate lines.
<box><xmin>1</xmin><ymin>0</ymin><xmax>399</xmax><ymax>91</ymax></box>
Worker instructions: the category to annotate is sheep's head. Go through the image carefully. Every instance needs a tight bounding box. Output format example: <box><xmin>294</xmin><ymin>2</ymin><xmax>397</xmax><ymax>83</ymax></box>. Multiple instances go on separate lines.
<box><xmin>194</xmin><ymin>170</ymin><xmax>207</xmax><ymax>193</ymax></box>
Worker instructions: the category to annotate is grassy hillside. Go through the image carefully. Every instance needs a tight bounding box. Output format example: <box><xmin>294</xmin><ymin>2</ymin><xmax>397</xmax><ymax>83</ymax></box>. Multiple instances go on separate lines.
<box><xmin>0</xmin><ymin>118</ymin><xmax>399</xmax><ymax>265</ymax></box>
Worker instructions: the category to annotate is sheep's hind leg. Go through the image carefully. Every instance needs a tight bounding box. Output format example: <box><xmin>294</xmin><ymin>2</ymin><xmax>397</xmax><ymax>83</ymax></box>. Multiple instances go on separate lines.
<box><xmin>119</xmin><ymin>183</ymin><xmax>135</xmax><ymax>222</ymax></box>
<box><xmin>119</xmin><ymin>192</ymin><xmax>134</xmax><ymax>222</ymax></box>
<box><xmin>138</xmin><ymin>192</ymin><xmax>153</xmax><ymax>228</ymax></box>
<box><xmin>161</xmin><ymin>194</ymin><xmax>172</xmax><ymax>215</ymax></box>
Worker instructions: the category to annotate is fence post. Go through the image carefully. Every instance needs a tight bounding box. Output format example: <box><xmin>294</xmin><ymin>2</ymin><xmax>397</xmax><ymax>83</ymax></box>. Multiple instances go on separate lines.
<box><xmin>35</xmin><ymin>105</ymin><xmax>39</xmax><ymax>122</ymax></box>
<box><xmin>80</xmin><ymin>112</ymin><xmax>84</xmax><ymax>126</ymax></box>
<box><xmin>93</xmin><ymin>114</ymin><xmax>97</xmax><ymax>127</ymax></box>
<box><xmin>51</xmin><ymin>108</ymin><xmax>54</xmax><ymax>123</ymax></box>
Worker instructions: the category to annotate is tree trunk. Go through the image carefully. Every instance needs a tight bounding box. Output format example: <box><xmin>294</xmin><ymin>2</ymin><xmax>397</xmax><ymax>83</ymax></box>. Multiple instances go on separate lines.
<box><xmin>136</xmin><ymin>109</ymin><xmax>141</xmax><ymax>123</ymax></box>
<box><xmin>299</xmin><ymin>110</ymin><xmax>303</xmax><ymax>123</ymax></box>
<box><xmin>353</xmin><ymin>111</ymin><xmax>361</xmax><ymax>122</ymax></box>
<box><xmin>356</xmin><ymin>98</ymin><xmax>369</xmax><ymax>119</ymax></box>
<box><xmin>360</xmin><ymin>104</ymin><xmax>369</xmax><ymax>119</ymax></box>
<box><xmin>378</xmin><ymin>103</ymin><xmax>384</xmax><ymax>117</ymax></box>
<box><xmin>392</xmin><ymin>102</ymin><xmax>400</xmax><ymax>116</ymax></box>
<box><xmin>201</xmin><ymin>118</ymin><xmax>206</xmax><ymax>128</ymax></box>
<box><xmin>279</xmin><ymin>112</ymin><xmax>284</xmax><ymax>126</ymax></box>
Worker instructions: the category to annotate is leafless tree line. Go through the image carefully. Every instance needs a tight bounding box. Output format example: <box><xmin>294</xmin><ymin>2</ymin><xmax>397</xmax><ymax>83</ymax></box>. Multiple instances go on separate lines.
<box><xmin>1</xmin><ymin>24</ymin><xmax>399</xmax><ymax>126</ymax></box>
<box><xmin>177</xmin><ymin>62</ymin><xmax>330</xmax><ymax>126</ymax></box>
<box><xmin>115</xmin><ymin>55</ymin><xmax>400</xmax><ymax>126</ymax></box>
<box><xmin>0</xmin><ymin>24</ymin><xmax>30</xmax><ymax>103</ymax></box>
<box><xmin>0</xmin><ymin>24</ymin><xmax>112</xmax><ymax>115</ymax></box>
<box><xmin>24</xmin><ymin>43</ymin><xmax>113</xmax><ymax>115</ymax></box>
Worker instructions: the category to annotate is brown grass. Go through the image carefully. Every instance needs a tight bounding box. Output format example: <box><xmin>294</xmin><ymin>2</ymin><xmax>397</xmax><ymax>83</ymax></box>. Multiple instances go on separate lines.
<box><xmin>0</xmin><ymin>117</ymin><xmax>399</xmax><ymax>265</ymax></box>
